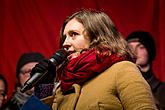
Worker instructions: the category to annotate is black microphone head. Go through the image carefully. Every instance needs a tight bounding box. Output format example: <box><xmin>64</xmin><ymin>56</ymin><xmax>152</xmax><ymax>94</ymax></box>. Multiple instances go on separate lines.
<box><xmin>50</xmin><ymin>49</ymin><xmax>69</xmax><ymax>66</ymax></box>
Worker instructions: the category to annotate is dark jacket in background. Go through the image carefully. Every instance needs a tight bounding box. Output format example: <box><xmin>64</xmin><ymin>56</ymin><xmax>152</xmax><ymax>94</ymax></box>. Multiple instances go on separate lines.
<box><xmin>142</xmin><ymin>68</ymin><xmax>165</xmax><ymax>110</ymax></box>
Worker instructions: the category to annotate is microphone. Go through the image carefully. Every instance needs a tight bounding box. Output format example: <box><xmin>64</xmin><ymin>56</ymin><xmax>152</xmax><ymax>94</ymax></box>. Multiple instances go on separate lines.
<box><xmin>20</xmin><ymin>49</ymin><xmax>69</xmax><ymax>93</ymax></box>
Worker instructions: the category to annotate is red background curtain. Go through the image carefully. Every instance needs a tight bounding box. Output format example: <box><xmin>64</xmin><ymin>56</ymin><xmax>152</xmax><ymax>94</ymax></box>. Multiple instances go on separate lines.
<box><xmin>0</xmin><ymin>0</ymin><xmax>165</xmax><ymax>98</ymax></box>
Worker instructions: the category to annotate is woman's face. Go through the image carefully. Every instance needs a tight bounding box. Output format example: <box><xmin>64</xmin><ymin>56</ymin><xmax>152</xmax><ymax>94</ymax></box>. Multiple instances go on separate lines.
<box><xmin>128</xmin><ymin>41</ymin><xmax>149</xmax><ymax>66</ymax></box>
<box><xmin>63</xmin><ymin>18</ymin><xmax>90</xmax><ymax>59</ymax></box>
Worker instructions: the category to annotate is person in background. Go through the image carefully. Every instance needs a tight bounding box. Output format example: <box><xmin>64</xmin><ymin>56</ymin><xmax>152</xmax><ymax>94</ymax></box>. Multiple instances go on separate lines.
<box><xmin>1</xmin><ymin>52</ymin><xmax>45</xmax><ymax>110</ymax></box>
<box><xmin>0</xmin><ymin>74</ymin><xmax>8</xmax><ymax>108</ymax></box>
<box><xmin>126</xmin><ymin>30</ymin><xmax>165</xmax><ymax>110</ymax></box>
<box><xmin>40</xmin><ymin>9</ymin><xmax>157</xmax><ymax>110</ymax></box>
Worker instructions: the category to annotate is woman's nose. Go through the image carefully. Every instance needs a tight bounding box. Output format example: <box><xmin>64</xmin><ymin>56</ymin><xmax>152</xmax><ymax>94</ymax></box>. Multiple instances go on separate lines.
<box><xmin>63</xmin><ymin>38</ymin><xmax>71</xmax><ymax>50</ymax></box>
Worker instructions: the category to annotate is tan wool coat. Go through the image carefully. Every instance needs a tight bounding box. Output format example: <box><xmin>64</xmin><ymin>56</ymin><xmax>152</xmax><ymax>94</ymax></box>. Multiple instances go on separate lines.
<box><xmin>43</xmin><ymin>61</ymin><xmax>157</xmax><ymax>110</ymax></box>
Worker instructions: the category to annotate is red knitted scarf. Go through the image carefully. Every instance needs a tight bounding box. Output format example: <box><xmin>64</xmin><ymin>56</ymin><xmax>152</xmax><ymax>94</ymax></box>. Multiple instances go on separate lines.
<box><xmin>57</xmin><ymin>49</ymin><xmax>132</xmax><ymax>92</ymax></box>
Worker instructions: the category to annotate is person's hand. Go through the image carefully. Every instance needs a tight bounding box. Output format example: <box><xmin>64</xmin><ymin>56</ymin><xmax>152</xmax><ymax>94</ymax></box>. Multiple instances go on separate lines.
<box><xmin>31</xmin><ymin>59</ymin><xmax>56</xmax><ymax>84</ymax></box>
<box><xmin>30</xmin><ymin>59</ymin><xmax>56</xmax><ymax>98</ymax></box>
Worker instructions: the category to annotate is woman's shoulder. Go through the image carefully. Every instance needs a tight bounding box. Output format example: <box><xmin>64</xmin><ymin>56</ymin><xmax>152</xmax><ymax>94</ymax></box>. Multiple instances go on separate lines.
<box><xmin>111</xmin><ymin>61</ymin><xmax>138</xmax><ymax>70</ymax></box>
<box><xmin>106</xmin><ymin>61</ymin><xmax>141</xmax><ymax>76</ymax></box>
<box><xmin>105</xmin><ymin>61</ymin><xmax>147</xmax><ymax>86</ymax></box>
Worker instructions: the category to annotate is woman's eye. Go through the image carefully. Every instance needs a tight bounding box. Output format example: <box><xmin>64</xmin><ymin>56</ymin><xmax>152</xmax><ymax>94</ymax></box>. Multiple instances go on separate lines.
<box><xmin>69</xmin><ymin>31</ymin><xmax>78</xmax><ymax>37</ymax></box>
